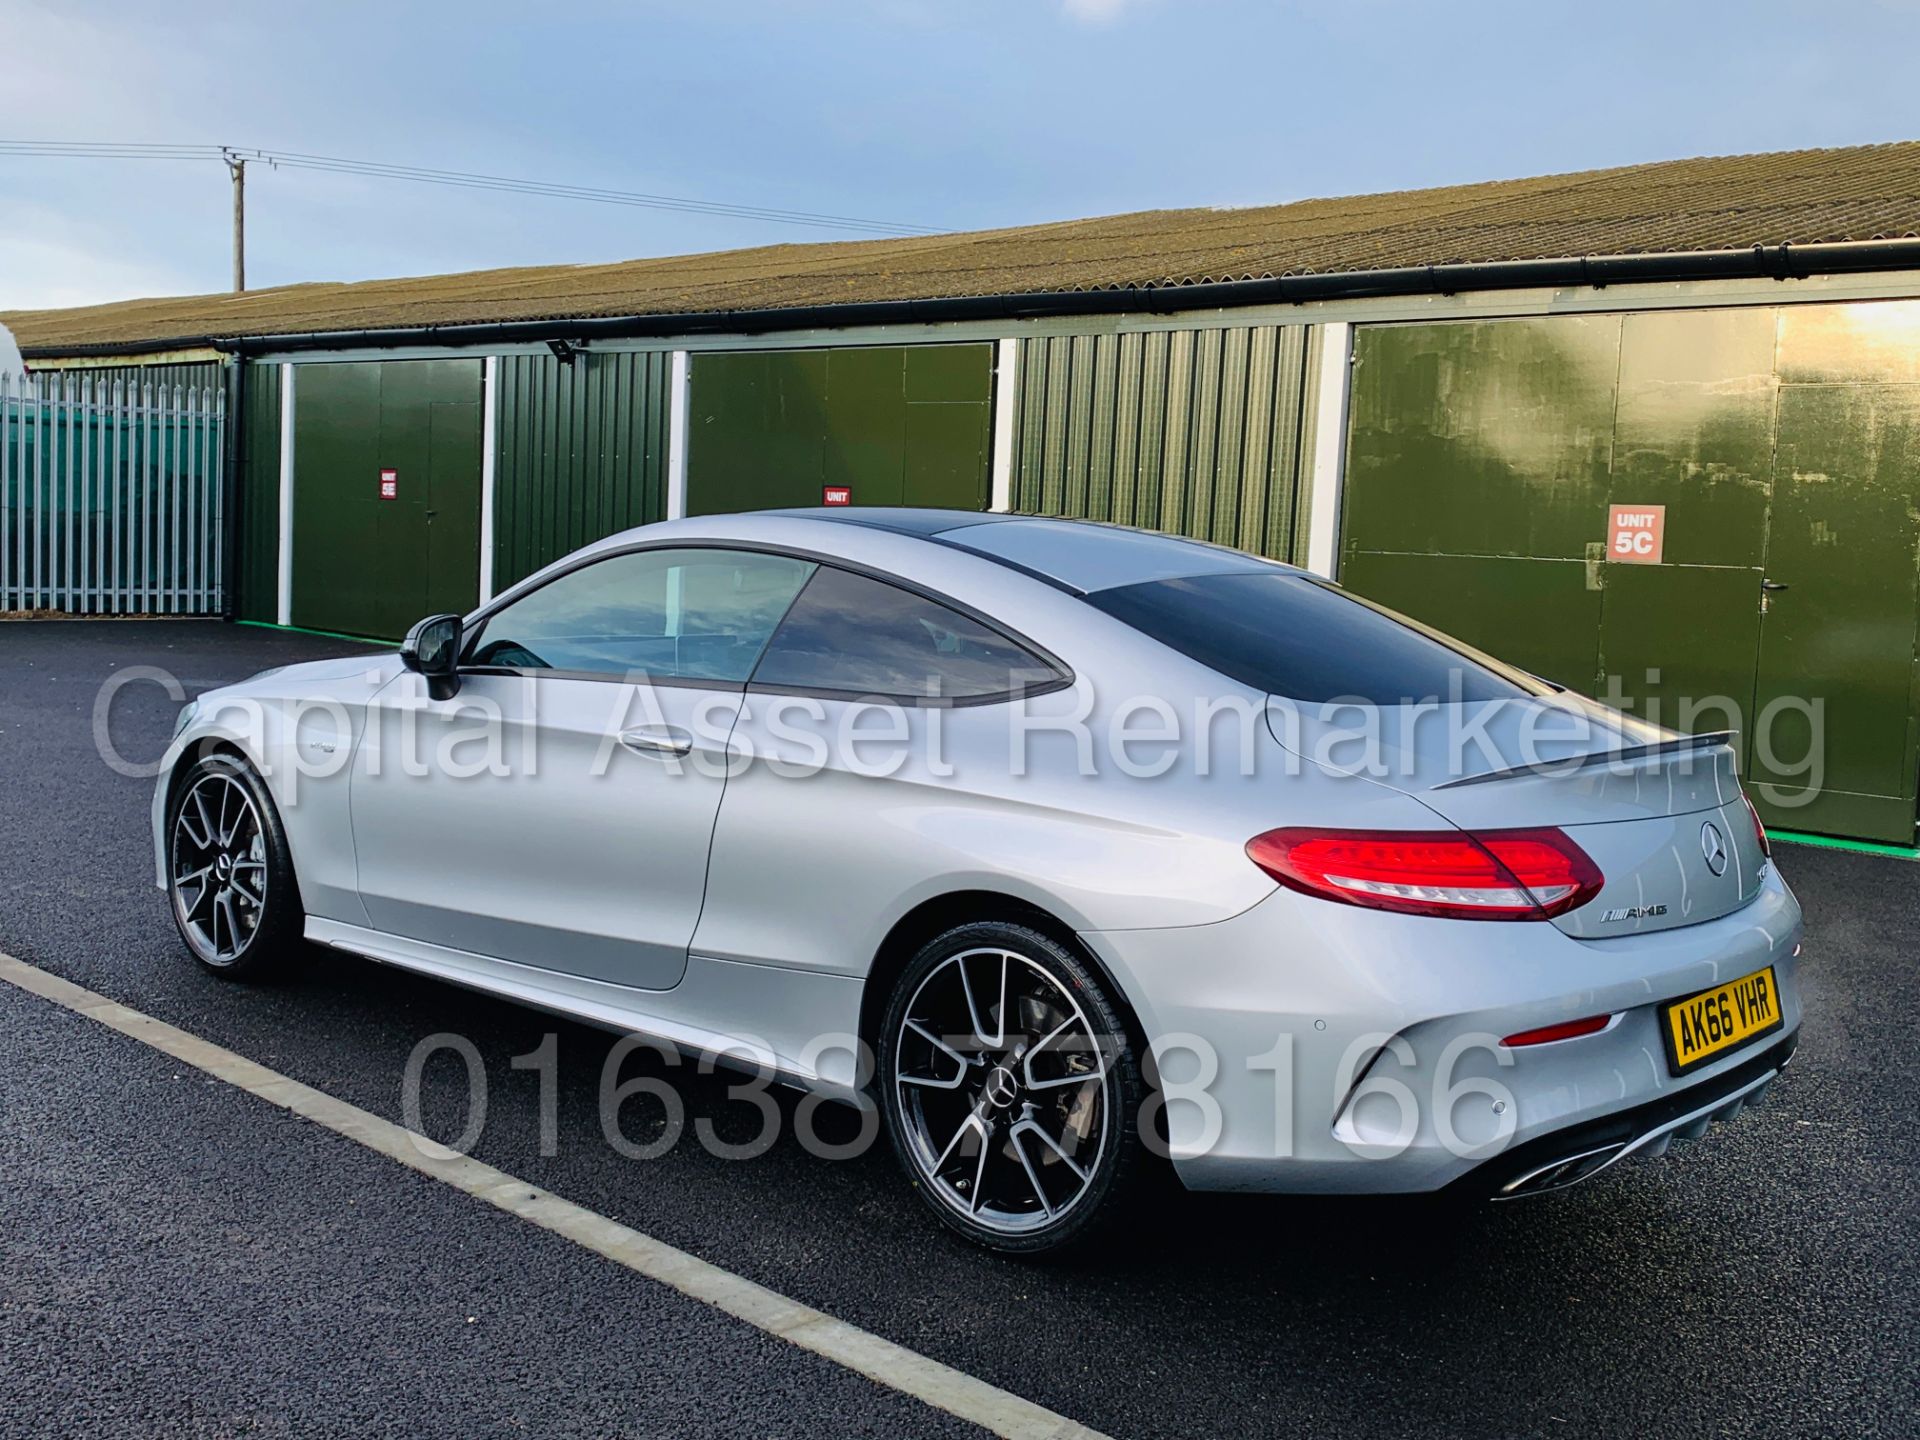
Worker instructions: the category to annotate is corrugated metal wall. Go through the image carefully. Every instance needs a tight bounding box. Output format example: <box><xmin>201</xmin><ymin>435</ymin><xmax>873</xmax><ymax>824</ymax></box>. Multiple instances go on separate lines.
<box><xmin>493</xmin><ymin>351</ymin><xmax>670</xmax><ymax>591</ymax></box>
<box><xmin>1008</xmin><ymin>326</ymin><xmax>1315</xmax><ymax>561</ymax></box>
<box><xmin>29</xmin><ymin>360</ymin><xmax>224</xmax><ymax>394</ymax></box>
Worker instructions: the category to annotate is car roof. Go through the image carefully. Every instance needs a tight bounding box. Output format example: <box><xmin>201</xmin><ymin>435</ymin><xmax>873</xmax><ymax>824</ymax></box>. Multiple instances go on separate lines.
<box><xmin>758</xmin><ymin>508</ymin><xmax>1297</xmax><ymax>594</ymax></box>
<box><xmin>756</xmin><ymin>506</ymin><xmax>1015</xmax><ymax>539</ymax></box>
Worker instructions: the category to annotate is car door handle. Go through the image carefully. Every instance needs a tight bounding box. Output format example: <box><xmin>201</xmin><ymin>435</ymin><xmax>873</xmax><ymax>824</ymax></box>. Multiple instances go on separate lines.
<box><xmin>619</xmin><ymin>726</ymin><xmax>694</xmax><ymax>758</ymax></box>
<box><xmin>1761</xmin><ymin>579</ymin><xmax>1790</xmax><ymax>592</ymax></box>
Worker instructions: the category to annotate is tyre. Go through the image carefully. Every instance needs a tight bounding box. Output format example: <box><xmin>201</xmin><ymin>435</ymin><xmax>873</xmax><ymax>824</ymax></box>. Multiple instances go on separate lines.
<box><xmin>165</xmin><ymin>752</ymin><xmax>304</xmax><ymax>979</ymax></box>
<box><xmin>879</xmin><ymin>920</ymin><xmax>1145</xmax><ymax>1256</ymax></box>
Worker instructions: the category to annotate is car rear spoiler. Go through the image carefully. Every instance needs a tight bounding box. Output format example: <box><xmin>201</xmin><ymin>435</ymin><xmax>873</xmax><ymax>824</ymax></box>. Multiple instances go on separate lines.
<box><xmin>1432</xmin><ymin>731</ymin><xmax>1738</xmax><ymax>792</ymax></box>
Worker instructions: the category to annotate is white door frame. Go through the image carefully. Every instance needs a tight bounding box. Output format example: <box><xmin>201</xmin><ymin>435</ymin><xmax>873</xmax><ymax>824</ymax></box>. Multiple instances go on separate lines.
<box><xmin>665</xmin><ymin>350</ymin><xmax>691</xmax><ymax>520</ymax></box>
<box><xmin>1304</xmin><ymin>322</ymin><xmax>1352</xmax><ymax>579</ymax></box>
<box><xmin>989</xmin><ymin>337</ymin><xmax>1018</xmax><ymax>512</ymax></box>
<box><xmin>275</xmin><ymin>362</ymin><xmax>295</xmax><ymax>625</ymax></box>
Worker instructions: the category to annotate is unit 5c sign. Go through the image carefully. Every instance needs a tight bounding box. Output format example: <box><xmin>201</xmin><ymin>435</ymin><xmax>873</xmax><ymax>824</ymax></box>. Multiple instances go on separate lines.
<box><xmin>1607</xmin><ymin>503</ymin><xmax>1665</xmax><ymax>564</ymax></box>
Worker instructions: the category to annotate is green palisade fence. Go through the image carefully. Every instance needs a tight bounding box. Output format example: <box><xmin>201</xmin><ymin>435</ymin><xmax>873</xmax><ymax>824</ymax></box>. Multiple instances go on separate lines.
<box><xmin>0</xmin><ymin>371</ymin><xmax>226</xmax><ymax>615</ymax></box>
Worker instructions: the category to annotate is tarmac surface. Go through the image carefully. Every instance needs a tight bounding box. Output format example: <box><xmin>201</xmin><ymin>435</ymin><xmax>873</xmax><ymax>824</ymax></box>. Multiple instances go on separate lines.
<box><xmin>2</xmin><ymin>618</ymin><xmax>1915</xmax><ymax>1437</ymax></box>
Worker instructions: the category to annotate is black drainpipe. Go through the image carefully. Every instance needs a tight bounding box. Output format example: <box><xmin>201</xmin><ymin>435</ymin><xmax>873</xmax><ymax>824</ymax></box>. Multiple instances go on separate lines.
<box><xmin>20</xmin><ymin>237</ymin><xmax>1920</xmax><ymax>362</ymax></box>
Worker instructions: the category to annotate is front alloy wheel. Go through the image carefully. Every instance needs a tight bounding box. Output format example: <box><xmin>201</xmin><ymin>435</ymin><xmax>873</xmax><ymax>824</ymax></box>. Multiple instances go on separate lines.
<box><xmin>881</xmin><ymin>921</ymin><xmax>1143</xmax><ymax>1255</ymax></box>
<box><xmin>166</xmin><ymin>753</ymin><xmax>302</xmax><ymax>977</ymax></box>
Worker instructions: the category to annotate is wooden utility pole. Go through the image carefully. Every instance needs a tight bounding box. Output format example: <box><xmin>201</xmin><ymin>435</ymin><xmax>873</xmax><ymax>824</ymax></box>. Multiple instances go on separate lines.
<box><xmin>223</xmin><ymin>148</ymin><xmax>246</xmax><ymax>292</ymax></box>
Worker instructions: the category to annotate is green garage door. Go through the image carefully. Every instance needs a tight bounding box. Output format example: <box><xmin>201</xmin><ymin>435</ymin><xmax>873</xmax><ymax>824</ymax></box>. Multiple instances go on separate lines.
<box><xmin>291</xmin><ymin>360</ymin><xmax>483</xmax><ymax>640</ymax></box>
<box><xmin>686</xmin><ymin>344</ymin><xmax>992</xmax><ymax>515</ymax></box>
<box><xmin>1339</xmin><ymin>314</ymin><xmax>1619</xmax><ymax>685</ymax></box>
<box><xmin>1753</xmin><ymin>308</ymin><xmax>1920</xmax><ymax>843</ymax></box>
<box><xmin>1341</xmin><ymin>303</ymin><xmax>1920</xmax><ymax>846</ymax></box>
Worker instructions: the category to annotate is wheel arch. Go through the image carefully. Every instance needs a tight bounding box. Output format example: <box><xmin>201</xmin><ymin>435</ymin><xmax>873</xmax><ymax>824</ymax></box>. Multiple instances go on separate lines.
<box><xmin>163</xmin><ymin>735</ymin><xmax>253</xmax><ymax>811</ymax></box>
<box><xmin>856</xmin><ymin>889</ymin><xmax>1151</xmax><ymax>1070</ymax></box>
<box><xmin>160</xmin><ymin>737</ymin><xmax>308</xmax><ymax>901</ymax></box>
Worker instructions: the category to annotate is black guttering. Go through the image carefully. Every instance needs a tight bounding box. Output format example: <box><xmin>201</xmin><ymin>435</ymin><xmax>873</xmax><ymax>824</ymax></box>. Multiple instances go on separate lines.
<box><xmin>23</xmin><ymin>237</ymin><xmax>1920</xmax><ymax>360</ymax></box>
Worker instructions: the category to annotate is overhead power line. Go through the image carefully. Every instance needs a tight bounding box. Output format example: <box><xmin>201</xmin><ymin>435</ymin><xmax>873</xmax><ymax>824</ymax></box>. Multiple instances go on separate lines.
<box><xmin>0</xmin><ymin>142</ymin><xmax>217</xmax><ymax>158</ymax></box>
<box><xmin>0</xmin><ymin>140</ymin><xmax>942</xmax><ymax>237</ymax></box>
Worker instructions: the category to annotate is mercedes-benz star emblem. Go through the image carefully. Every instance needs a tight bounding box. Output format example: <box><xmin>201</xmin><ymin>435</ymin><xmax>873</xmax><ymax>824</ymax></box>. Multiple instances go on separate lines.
<box><xmin>1700</xmin><ymin>820</ymin><xmax>1729</xmax><ymax>876</ymax></box>
<box><xmin>983</xmin><ymin>1065</ymin><xmax>1019</xmax><ymax>1109</ymax></box>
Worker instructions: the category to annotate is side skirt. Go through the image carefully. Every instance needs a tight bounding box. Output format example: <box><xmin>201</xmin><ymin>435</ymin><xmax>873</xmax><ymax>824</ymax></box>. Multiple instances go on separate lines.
<box><xmin>304</xmin><ymin>918</ymin><xmax>868</xmax><ymax>1099</ymax></box>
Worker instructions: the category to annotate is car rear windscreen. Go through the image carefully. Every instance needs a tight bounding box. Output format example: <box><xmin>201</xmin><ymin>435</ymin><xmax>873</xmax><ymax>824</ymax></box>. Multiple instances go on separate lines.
<box><xmin>1086</xmin><ymin>572</ymin><xmax>1547</xmax><ymax>704</ymax></box>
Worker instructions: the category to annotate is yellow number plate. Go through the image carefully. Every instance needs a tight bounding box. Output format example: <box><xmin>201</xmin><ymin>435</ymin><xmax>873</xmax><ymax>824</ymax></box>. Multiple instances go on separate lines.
<box><xmin>1661</xmin><ymin>966</ymin><xmax>1783</xmax><ymax>1075</ymax></box>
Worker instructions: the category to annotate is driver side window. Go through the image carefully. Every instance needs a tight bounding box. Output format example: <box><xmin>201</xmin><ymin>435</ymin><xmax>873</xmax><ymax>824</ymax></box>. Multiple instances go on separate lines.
<box><xmin>465</xmin><ymin>547</ymin><xmax>816</xmax><ymax>684</ymax></box>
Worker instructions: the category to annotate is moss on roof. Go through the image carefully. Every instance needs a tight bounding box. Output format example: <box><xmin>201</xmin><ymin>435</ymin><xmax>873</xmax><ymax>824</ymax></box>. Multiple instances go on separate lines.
<box><xmin>8</xmin><ymin>141</ymin><xmax>1920</xmax><ymax>355</ymax></box>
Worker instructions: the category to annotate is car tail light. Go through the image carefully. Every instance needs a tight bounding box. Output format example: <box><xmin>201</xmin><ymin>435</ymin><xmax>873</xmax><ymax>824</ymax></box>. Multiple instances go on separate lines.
<box><xmin>1741</xmin><ymin>792</ymin><xmax>1771</xmax><ymax>859</ymax></box>
<box><xmin>1502</xmin><ymin>1014</ymin><xmax>1613</xmax><ymax>1047</ymax></box>
<box><xmin>1245</xmin><ymin>826</ymin><xmax>1603</xmax><ymax>921</ymax></box>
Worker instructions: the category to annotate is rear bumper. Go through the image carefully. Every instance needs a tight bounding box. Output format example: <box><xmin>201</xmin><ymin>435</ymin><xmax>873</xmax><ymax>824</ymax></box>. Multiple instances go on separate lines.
<box><xmin>1079</xmin><ymin>865</ymin><xmax>1804</xmax><ymax>1194</ymax></box>
<box><xmin>1462</xmin><ymin>1029</ymin><xmax>1797</xmax><ymax>1198</ymax></box>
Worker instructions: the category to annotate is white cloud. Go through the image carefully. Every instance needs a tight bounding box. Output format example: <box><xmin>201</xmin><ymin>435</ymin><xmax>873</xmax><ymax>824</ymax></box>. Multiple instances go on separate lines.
<box><xmin>1062</xmin><ymin>0</ymin><xmax>1139</xmax><ymax>23</ymax></box>
<box><xmin>0</xmin><ymin>204</ymin><xmax>204</xmax><ymax>312</ymax></box>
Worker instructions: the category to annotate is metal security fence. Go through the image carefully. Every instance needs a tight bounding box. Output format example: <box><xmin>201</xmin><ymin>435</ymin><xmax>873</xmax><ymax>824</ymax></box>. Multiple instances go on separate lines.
<box><xmin>1</xmin><ymin>371</ymin><xmax>226</xmax><ymax>615</ymax></box>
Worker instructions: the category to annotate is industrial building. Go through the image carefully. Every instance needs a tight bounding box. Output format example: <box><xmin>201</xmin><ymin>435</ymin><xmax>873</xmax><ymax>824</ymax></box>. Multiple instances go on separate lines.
<box><xmin>6</xmin><ymin>141</ymin><xmax>1920</xmax><ymax>846</ymax></box>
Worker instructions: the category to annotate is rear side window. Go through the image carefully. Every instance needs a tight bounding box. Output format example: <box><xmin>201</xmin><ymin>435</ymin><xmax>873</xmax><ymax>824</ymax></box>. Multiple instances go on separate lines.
<box><xmin>751</xmin><ymin>566</ymin><xmax>1059</xmax><ymax>701</ymax></box>
<box><xmin>1086</xmin><ymin>572</ymin><xmax>1545</xmax><ymax>704</ymax></box>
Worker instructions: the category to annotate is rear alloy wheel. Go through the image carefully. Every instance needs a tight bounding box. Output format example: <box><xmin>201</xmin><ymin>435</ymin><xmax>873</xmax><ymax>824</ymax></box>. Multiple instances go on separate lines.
<box><xmin>167</xmin><ymin>753</ymin><xmax>303</xmax><ymax>978</ymax></box>
<box><xmin>880</xmin><ymin>921</ymin><xmax>1143</xmax><ymax>1255</ymax></box>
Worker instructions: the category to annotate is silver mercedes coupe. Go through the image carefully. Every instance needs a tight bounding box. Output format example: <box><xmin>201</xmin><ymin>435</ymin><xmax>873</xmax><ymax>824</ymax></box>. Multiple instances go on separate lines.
<box><xmin>154</xmin><ymin>510</ymin><xmax>1803</xmax><ymax>1254</ymax></box>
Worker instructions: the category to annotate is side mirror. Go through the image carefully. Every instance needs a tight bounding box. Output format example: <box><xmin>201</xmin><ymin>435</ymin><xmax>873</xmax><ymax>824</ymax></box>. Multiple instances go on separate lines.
<box><xmin>401</xmin><ymin>613</ymin><xmax>463</xmax><ymax>701</ymax></box>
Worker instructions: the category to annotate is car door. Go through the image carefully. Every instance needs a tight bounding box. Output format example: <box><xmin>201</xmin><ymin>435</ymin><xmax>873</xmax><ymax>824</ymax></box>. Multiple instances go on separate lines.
<box><xmin>349</xmin><ymin>545</ymin><xmax>815</xmax><ymax>989</ymax></box>
<box><xmin>697</xmin><ymin>562</ymin><xmax>1069</xmax><ymax>976</ymax></box>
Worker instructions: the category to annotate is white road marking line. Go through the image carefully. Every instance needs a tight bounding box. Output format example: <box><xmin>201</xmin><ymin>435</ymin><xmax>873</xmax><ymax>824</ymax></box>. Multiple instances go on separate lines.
<box><xmin>0</xmin><ymin>952</ymin><xmax>1106</xmax><ymax>1440</ymax></box>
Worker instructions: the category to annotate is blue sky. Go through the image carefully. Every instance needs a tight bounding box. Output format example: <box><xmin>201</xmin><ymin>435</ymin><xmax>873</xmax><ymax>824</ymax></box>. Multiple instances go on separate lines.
<box><xmin>2</xmin><ymin>0</ymin><xmax>1918</xmax><ymax>311</ymax></box>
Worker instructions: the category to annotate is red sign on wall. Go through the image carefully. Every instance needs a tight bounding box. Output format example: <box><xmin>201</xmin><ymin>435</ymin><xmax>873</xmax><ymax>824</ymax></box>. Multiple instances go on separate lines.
<box><xmin>822</xmin><ymin>485</ymin><xmax>852</xmax><ymax>507</ymax></box>
<box><xmin>379</xmin><ymin>468</ymin><xmax>399</xmax><ymax>501</ymax></box>
<box><xmin>1607</xmin><ymin>503</ymin><xmax>1665</xmax><ymax>564</ymax></box>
